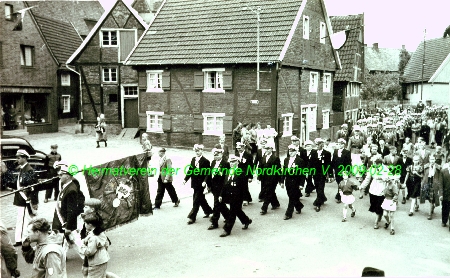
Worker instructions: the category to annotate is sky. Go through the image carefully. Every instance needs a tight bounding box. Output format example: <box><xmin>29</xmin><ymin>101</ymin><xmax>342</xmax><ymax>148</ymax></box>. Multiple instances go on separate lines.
<box><xmin>99</xmin><ymin>0</ymin><xmax>449</xmax><ymax>52</ymax></box>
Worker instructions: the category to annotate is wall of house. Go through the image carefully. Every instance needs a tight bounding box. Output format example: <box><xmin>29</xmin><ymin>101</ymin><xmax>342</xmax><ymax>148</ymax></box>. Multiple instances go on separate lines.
<box><xmin>404</xmin><ymin>82</ymin><xmax>450</xmax><ymax>106</ymax></box>
<box><xmin>0</xmin><ymin>1</ymin><xmax>58</xmax><ymax>133</ymax></box>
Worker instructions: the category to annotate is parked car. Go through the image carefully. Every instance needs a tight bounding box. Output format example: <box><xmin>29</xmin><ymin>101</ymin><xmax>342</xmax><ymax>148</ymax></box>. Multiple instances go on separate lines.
<box><xmin>1</xmin><ymin>137</ymin><xmax>50</xmax><ymax>191</ymax></box>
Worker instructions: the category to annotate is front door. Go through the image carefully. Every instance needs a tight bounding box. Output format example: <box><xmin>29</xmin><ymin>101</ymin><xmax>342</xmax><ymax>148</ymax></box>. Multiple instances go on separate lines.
<box><xmin>124</xmin><ymin>99</ymin><xmax>138</xmax><ymax>128</ymax></box>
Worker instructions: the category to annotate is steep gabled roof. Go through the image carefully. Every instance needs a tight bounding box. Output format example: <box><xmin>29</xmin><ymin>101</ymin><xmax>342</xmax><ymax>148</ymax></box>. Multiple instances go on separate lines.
<box><xmin>365</xmin><ymin>45</ymin><xmax>402</xmax><ymax>73</ymax></box>
<box><xmin>33</xmin><ymin>15</ymin><xmax>82</xmax><ymax>65</ymax></box>
<box><xmin>329</xmin><ymin>14</ymin><xmax>363</xmax><ymax>81</ymax></box>
<box><xmin>27</xmin><ymin>0</ymin><xmax>104</xmax><ymax>37</ymax></box>
<box><xmin>429</xmin><ymin>53</ymin><xmax>450</xmax><ymax>83</ymax></box>
<box><xmin>67</xmin><ymin>0</ymin><xmax>148</xmax><ymax>65</ymax></box>
<box><xmin>403</xmin><ymin>37</ymin><xmax>450</xmax><ymax>83</ymax></box>
<box><xmin>126</xmin><ymin>0</ymin><xmax>307</xmax><ymax>65</ymax></box>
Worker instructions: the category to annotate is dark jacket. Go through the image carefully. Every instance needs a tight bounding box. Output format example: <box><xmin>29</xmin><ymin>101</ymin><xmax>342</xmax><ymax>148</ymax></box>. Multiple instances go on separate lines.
<box><xmin>440</xmin><ymin>168</ymin><xmax>450</xmax><ymax>202</ymax></box>
<box><xmin>310</xmin><ymin>149</ymin><xmax>332</xmax><ymax>177</ymax></box>
<box><xmin>206</xmin><ymin>160</ymin><xmax>230</xmax><ymax>194</ymax></box>
<box><xmin>378</xmin><ymin>145</ymin><xmax>390</xmax><ymax>157</ymax></box>
<box><xmin>280</xmin><ymin>155</ymin><xmax>307</xmax><ymax>186</ymax></box>
<box><xmin>220</xmin><ymin>174</ymin><xmax>246</xmax><ymax>204</ymax></box>
<box><xmin>421</xmin><ymin>164</ymin><xmax>442</xmax><ymax>207</ymax></box>
<box><xmin>397</xmin><ymin>156</ymin><xmax>413</xmax><ymax>183</ymax></box>
<box><xmin>52</xmin><ymin>180</ymin><xmax>78</xmax><ymax>231</ymax></box>
<box><xmin>258</xmin><ymin>153</ymin><xmax>281</xmax><ymax>185</ymax></box>
<box><xmin>237</xmin><ymin>151</ymin><xmax>254</xmax><ymax>180</ymax></box>
<box><xmin>332</xmin><ymin>148</ymin><xmax>352</xmax><ymax>174</ymax></box>
<box><xmin>13</xmin><ymin>163</ymin><xmax>38</xmax><ymax>207</ymax></box>
<box><xmin>184</xmin><ymin>156</ymin><xmax>210</xmax><ymax>190</ymax></box>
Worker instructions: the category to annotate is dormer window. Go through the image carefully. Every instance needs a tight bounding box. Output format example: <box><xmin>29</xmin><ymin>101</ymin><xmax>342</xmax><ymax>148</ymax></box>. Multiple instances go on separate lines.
<box><xmin>102</xmin><ymin>31</ymin><xmax>118</xmax><ymax>46</ymax></box>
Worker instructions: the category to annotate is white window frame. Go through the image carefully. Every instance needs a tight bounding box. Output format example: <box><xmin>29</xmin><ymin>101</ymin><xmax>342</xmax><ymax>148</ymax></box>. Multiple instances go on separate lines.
<box><xmin>102</xmin><ymin>68</ymin><xmax>117</xmax><ymax>83</ymax></box>
<box><xmin>308</xmin><ymin>105</ymin><xmax>317</xmax><ymax>132</ymax></box>
<box><xmin>202</xmin><ymin>68</ymin><xmax>225</xmax><ymax>93</ymax></box>
<box><xmin>61</xmin><ymin>73</ymin><xmax>70</xmax><ymax>86</ymax></box>
<box><xmin>303</xmin><ymin>15</ymin><xmax>309</xmax><ymax>40</ymax></box>
<box><xmin>101</xmin><ymin>30</ymin><xmax>118</xmax><ymax>47</ymax></box>
<box><xmin>146</xmin><ymin>111</ymin><xmax>164</xmax><ymax>133</ymax></box>
<box><xmin>322</xmin><ymin>109</ymin><xmax>330</xmax><ymax>129</ymax></box>
<box><xmin>281</xmin><ymin>113</ymin><xmax>294</xmax><ymax>137</ymax></box>
<box><xmin>323</xmin><ymin>73</ymin><xmax>331</xmax><ymax>93</ymax></box>
<box><xmin>20</xmin><ymin>45</ymin><xmax>33</xmax><ymax>66</ymax></box>
<box><xmin>320</xmin><ymin>22</ymin><xmax>326</xmax><ymax>44</ymax></box>
<box><xmin>202</xmin><ymin>113</ymin><xmax>225</xmax><ymax>136</ymax></box>
<box><xmin>309</xmin><ymin>72</ymin><xmax>318</xmax><ymax>93</ymax></box>
<box><xmin>123</xmin><ymin>85</ymin><xmax>138</xmax><ymax>98</ymax></box>
<box><xmin>62</xmin><ymin>95</ymin><xmax>70</xmax><ymax>113</ymax></box>
<box><xmin>146</xmin><ymin>70</ymin><xmax>164</xmax><ymax>93</ymax></box>
<box><xmin>353</xmin><ymin>53</ymin><xmax>361</xmax><ymax>81</ymax></box>
<box><xmin>5</xmin><ymin>4</ymin><xmax>13</xmax><ymax>20</ymax></box>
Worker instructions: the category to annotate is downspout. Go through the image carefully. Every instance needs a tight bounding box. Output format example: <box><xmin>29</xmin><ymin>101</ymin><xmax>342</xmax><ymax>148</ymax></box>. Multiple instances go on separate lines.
<box><xmin>66</xmin><ymin>64</ymin><xmax>84</xmax><ymax>132</ymax></box>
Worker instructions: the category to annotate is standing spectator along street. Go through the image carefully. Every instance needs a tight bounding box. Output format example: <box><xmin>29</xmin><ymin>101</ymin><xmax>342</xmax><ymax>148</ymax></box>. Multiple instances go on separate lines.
<box><xmin>44</xmin><ymin>144</ymin><xmax>62</xmax><ymax>203</ymax></box>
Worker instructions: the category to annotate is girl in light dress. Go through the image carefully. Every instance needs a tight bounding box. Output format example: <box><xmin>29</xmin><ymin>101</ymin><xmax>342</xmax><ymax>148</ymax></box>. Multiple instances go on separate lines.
<box><xmin>338</xmin><ymin>171</ymin><xmax>359</xmax><ymax>222</ymax></box>
<box><xmin>381</xmin><ymin>174</ymin><xmax>400</xmax><ymax>235</ymax></box>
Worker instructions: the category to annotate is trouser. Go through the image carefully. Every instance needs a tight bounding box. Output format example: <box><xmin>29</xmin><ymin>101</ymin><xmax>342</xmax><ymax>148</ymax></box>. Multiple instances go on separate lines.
<box><xmin>154</xmin><ymin>178</ymin><xmax>179</xmax><ymax>208</ymax></box>
<box><xmin>223</xmin><ymin>199</ymin><xmax>250</xmax><ymax>233</ymax></box>
<box><xmin>285</xmin><ymin>184</ymin><xmax>304</xmax><ymax>217</ymax></box>
<box><xmin>258</xmin><ymin>179</ymin><xmax>264</xmax><ymax>200</ymax></box>
<box><xmin>210</xmin><ymin>189</ymin><xmax>230</xmax><ymax>225</ymax></box>
<box><xmin>187</xmin><ymin>188</ymin><xmax>213</xmax><ymax>221</ymax></box>
<box><xmin>45</xmin><ymin>178</ymin><xmax>60</xmax><ymax>200</ymax></box>
<box><xmin>442</xmin><ymin>200</ymin><xmax>450</xmax><ymax>225</ymax></box>
<box><xmin>313</xmin><ymin>175</ymin><xmax>327</xmax><ymax>207</ymax></box>
<box><xmin>242</xmin><ymin>180</ymin><xmax>252</xmax><ymax>202</ymax></box>
<box><xmin>334</xmin><ymin>173</ymin><xmax>344</xmax><ymax>201</ymax></box>
<box><xmin>261</xmin><ymin>183</ymin><xmax>280</xmax><ymax>212</ymax></box>
<box><xmin>15</xmin><ymin>206</ymin><xmax>32</xmax><ymax>242</ymax></box>
<box><xmin>305</xmin><ymin>175</ymin><xmax>315</xmax><ymax>194</ymax></box>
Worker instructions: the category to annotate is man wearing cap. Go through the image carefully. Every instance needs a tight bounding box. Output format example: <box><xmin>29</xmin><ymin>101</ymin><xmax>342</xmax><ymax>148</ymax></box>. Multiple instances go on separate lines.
<box><xmin>332</xmin><ymin>139</ymin><xmax>352</xmax><ymax>202</ymax></box>
<box><xmin>184</xmin><ymin>145</ymin><xmax>214</xmax><ymax>225</ymax></box>
<box><xmin>303</xmin><ymin>140</ymin><xmax>316</xmax><ymax>197</ymax></box>
<box><xmin>311</xmin><ymin>138</ymin><xmax>332</xmax><ymax>212</ymax></box>
<box><xmin>416</xmin><ymin>100</ymin><xmax>425</xmax><ymax>113</ymax></box>
<box><xmin>336</xmin><ymin>125</ymin><xmax>348</xmax><ymax>142</ymax></box>
<box><xmin>154</xmin><ymin>148</ymin><xmax>180</xmax><ymax>210</ymax></box>
<box><xmin>280</xmin><ymin>145</ymin><xmax>306</xmax><ymax>219</ymax></box>
<box><xmin>236</xmin><ymin>142</ymin><xmax>254</xmax><ymax>206</ymax></box>
<box><xmin>377</xmin><ymin>139</ymin><xmax>390</xmax><ymax>157</ymax></box>
<box><xmin>259</xmin><ymin>142</ymin><xmax>282</xmax><ymax>215</ymax></box>
<box><xmin>206</xmin><ymin>148</ymin><xmax>230</xmax><ymax>230</ymax></box>
<box><xmin>13</xmin><ymin>149</ymin><xmax>38</xmax><ymax>246</ymax></box>
<box><xmin>44</xmin><ymin>144</ymin><xmax>62</xmax><ymax>203</ymax></box>
<box><xmin>254</xmin><ymin>138</ymin><xmax>267</xmax><ymax>201</ymax></box>
<box><xmin>218</xmin><ymin>155</ymin><xmax>252</xmax><ymax>237</ymax></box>
<box><xmin>345</xmin><ymin>112</ymin><xmax>354</xmax><ymax>135</ymax></box>
<box><xmin>287</xmin><ymin>136</ymin><xmax>303</xmax><ymax>158</ymax></box>
<box><xmin>52</xmin><ymin>164</ymin><xmax>79</xmax><ymax>253</ymax></box>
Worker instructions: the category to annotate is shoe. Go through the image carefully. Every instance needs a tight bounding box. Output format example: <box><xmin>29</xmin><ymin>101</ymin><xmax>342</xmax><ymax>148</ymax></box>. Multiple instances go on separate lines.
<box><xmin>295</xmin><ymin>210</ymin><xmax>301</xmax><ymax>214</ymax></box>
<box><xmin>283</xmin><ymin>215</ymin><xmax>292</xmax><ymax>220</ymax></box>
<box><xmin>44</xmin><ymin>199</ymin><xmax>48</xmax><ymax>203</ymax></box>
<box><xmin>427</xmin><ymin>215</ymin><xmax>432</xmax><ymax>220</ymax></box>
<box><xmin>314</xmin><ymin>206</ymin><xmax>320</xmax><ymax>212</ymax></box>
<box><xmin>258</xmin><ymin>199</ymin><xmax>263</xmax><ymax>202</ymax></box>
<box><xmin>220</xmin><ymin>231</ymin><xmax>230</xmax><ymax>237</ymax></box>
<box><xmin>105</xmin><ymin>142</ymin><xmax>107</xmax><ymax>147</ymax></box>
<box><xmin>390</xmin><ymin>229</ymin><xmax>395</xmax><ymax>235</ymax></box>
<box><xmin>203</xmin><ymin>214</ymin><xmax>210</xmax><ymax>218</ymax></box>
<box><xmin>384</xmin><ymin>222</ymin><xmax>390</xmax><ymax>229</ymax></box>
<box><xmin>351</xmin><ymin>210</ymin><xmax>356</xmax><ymax>217</ymax></box>
<box><xmin>153</xmin><ymin>207</ymin><xmax>160</xmax><ymax>210</ymax></box>
<box><xmin>305</xmin><ymin>193</ymin><xmax>310</xmax><ymax>197</ymax></box>
<box><xmin>364</xmin><ymin>192</ymin><xmax>368</xmax><ymax>195</ymax></box>
<box><xmin>342</xmin><ymin>218</ymin><xmax>346</xmax><ymax>222</ymax></box>
<box><xmin>401</xmin><ymin>197</ymin><xmax>406</xmax><ymax>204</ymax></box>
<box><xmin>242</xmin><ymin>219</ymin><xmax>252</xmax><ymax>229</ymax></box>
<box><xmin>415</xmin><ymin>205</ymin><xmax>419</xmax><ymax>212</ymax></box>
<box><xmin>187</xmin><ymin>219</ymin><xmax>195</xmax><ymax>225</ymax></box>
<box><xmin>441</xmin><ymin>223</ymin><xmax>447</xmax><ymax>227</ymax></box>
<box><xmin>13</xmin><ymin>242</ymin><xmax>22</xmax><ymax>247</ymax></box>
<box><xmin>260</xmin><ymin>211</ymin><xmax>267</xmax><ymax>215</ymax></box>
<box><xmin>243</xmin><ymin>201</ymin><xmax>248</xmax><ymax>206</ymax></box>
<box><xmin>359</xmin><ymin>195</ymin><xmax>363</xmax><ymax>199</ymax></box>
<box><xmin>174</xmin><ymin>199</ymin><xmax>180</xmax><ymax>207</ymax></box>
<box><xmin>406</xmin><ymin>196</ymin><xmax>410</xmax><ymax>200</ymax></box>
<box><xmin>374</xmin><ymin>224</ymin><xmax>379</xmax><ymax>229</ymax></box>
<box><xmin>408</xmin><ymin>212</ymin><xmax>413</xmax><ymax>216</ymax></box>
<box><xmin>207</xmin><ymin>224</ymin><xmax>218</xmax><ymax>230</ymax></box>
<box><xmin>271</xmin><ymin>206</ymin><xmax>280</xmax><ymax>210</ymax></box>
<box><xmin>96</xmin><ymin>145</ymin><xmax>100</xmax><ymax>148</ymax></box>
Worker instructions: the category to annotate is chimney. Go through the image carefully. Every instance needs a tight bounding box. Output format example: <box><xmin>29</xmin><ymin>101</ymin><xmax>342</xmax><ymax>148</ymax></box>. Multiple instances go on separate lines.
<box><xmin>373</xmin><ymin>43</ymin><xmax>378</xmax><ymax>51</ymax></box>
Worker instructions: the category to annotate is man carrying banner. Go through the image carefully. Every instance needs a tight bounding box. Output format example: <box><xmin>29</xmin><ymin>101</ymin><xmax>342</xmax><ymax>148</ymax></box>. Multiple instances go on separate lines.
<box><xmin>13</xmin><ymin>149</ymin><xmax>38</xmax><ymax>247</ymax></box>
<box><xmin>184</xmin><ymin>144</ymin><xmax>214</xmax><ymax>225</ymax></box>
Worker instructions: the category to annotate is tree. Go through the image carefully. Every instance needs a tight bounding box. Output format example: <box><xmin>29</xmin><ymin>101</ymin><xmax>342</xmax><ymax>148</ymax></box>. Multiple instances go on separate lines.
<box><xmin>361</xmin><ymin>70</ymin><xmax>402</xmax><ymax>101</ymax></box>
<box><xmin>398</xmin><ymin>48</ymin><xmax>411</xmax><ymax>75</ymax></box>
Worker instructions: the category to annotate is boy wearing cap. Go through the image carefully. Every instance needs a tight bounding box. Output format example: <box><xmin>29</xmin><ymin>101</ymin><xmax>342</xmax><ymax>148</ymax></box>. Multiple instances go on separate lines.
<box><xmin>235</xmin><ymin>142</ymin><xmax>254</xmax><ymax>206</ymax></box>
<box><xmin>259</xmin><ymin>142</ymin><xmax>281</xmax><ymax>215</ymax></box>
<box><xmin>45</xmin><ymin>144</ymin><xmax>62</xmax><ymax>203</ymax></box>
<box><xmin>302</xmin><ymin>140</ymin><xmax>316</xmax><ymax>197</ymax></box>
<box><xmin>331</xmin><ymin>139</ymin><xmax>352</xmax><ymax>202</ymax></box>
<box><xmin>13</xmin><ymin>149</ymin><xmax>38</xmax><ymax>246</ymax></box>
<box><xmin>312</xmin><ymin>138</ymin><xmax>332</xmax><ymax>212</ymax></box>
<box><xmin>153</xmin><ymin>148</ymin><xmax>180</xmax><ymax>209</ymax></box>
<box><xmin>184</xmin><ymin>145</ymin><xmax>214</xmax><ymax>224</ymax></box>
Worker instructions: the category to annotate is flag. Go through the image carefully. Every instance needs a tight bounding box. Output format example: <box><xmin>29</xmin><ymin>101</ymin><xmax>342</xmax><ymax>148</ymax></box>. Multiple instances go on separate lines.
<box><xmin>84</xmin><ymin>153</ymin><xmax>152</xmax><ymax>230</ymax></box>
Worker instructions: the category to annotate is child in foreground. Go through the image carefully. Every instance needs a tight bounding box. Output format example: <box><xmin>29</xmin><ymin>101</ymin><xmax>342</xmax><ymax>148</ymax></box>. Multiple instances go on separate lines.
<box><xmin>338</xmin><ymin>171</ymin><xmax>359</xmax><ymax>222</ymax></box>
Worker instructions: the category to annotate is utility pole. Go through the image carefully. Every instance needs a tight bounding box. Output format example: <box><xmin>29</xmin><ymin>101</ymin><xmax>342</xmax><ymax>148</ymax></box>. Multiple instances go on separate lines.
<box><xmin>421</xmin><ymin>29</ymin><xmax>426</xmax><ymax>101</ymax></box>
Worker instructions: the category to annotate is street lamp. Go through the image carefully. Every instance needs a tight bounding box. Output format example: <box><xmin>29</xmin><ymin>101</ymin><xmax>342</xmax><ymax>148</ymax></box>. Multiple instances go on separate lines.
<box><xmin>242</xmin><ymin>5</ymin><xmax>261</xmax><ymax>91</ymax></box>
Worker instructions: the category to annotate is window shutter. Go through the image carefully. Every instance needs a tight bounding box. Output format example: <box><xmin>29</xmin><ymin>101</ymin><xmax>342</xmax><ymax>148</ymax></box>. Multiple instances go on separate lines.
<box><xmin>138</xmin><ymin>71</ymin><xmax>147</xmax><ymax>89</ymax></box>
<box><xmin>193</xmin><ymin>115</ymin><xmax>203</xmax><ymax>133</ymax></box>
<box><xmin>162</xmin><ymin>72</ymin><xmax>171</xmax><ymax>90</ymax></box>
<box><xmin>162</xmin><ymin>114</ymin><xmax>171</xmax><ymax>131</ymax></box>
<box><xmin>223</xmin><ymin>71</ymin><xmax>232</xmax><ymax>90</ymax></box>
<box><xmin>194</xmin><ymin>72</ymin><xmax>204</xmax><ymax>89</ymax></box>
<box><xmin>222</xmin><ymin>116</ymin><xmax>233</xmax><ymax>134</ymax></box>
<box><xmin>316</xmin><ymin>108</ymin><xmax>323</xmax><ymax>129</ymax></box>
<box><xmin>292</xmin><ymin>115</ymin><xmax>300</xmax><ymax>136</ymax></box>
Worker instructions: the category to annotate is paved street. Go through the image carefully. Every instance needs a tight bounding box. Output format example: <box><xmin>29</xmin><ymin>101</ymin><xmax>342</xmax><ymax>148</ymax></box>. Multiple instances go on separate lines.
<box><xmin>2</xmin><ymin>131</ymin><xmax>450</xmax><ymax>277</ymax></box>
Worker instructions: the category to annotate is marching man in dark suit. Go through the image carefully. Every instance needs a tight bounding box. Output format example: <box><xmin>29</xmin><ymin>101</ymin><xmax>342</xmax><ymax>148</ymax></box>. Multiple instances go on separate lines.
<box><xmin>280</xmin><ymin>145</ymin><xmax>306</xmax><ymax>220</ymax></box>
<box><xmin>52</xmin><ymin>164</ymin><xmax>79</xmax><ymax>253</ymax></box>
<box><xmin>303</xmin><ymin>140</ymin><xmax>316</xmax><ymax>197</ymax></box>
<box><xmin>236</xmin><ymin>142</ymin><xmax>254</xmax><ymax>206</ymax></box>
<box><xmin>254</xmin><ymin>138</ymin><xmax>267</xmax><ymax>201</ymax></box>
<box><xmin>153</xmin><ymin>148</ymin><xmax>180</xmax><ymax>209</ymax></box>
<box><xmin>13</xmin><ymin>149</ymin><xmax>38</xmax><ymax>246</ymax></box>
<box><xmin>206</xmin><ymin>148</ymin><xmax>230</xmax><ymax>230</ymax></box>
<box><xmin>440</xmin><ymin>162</ymin><xmax>450</xmax><ymax>232</ymax></box>
<box><xmin>312</xmin><ymin>138</ymin><xmax>332</xmax><ymax>212</ymax></box>
<box><xmin>184</xmin><ymin>144</ymin><xmax>214</xmax><ymax>225</ymax></box>
<box><xmin>259</xmin><ymin>142</ymin><xmax>282</xmax><ymax>215</ymax></box>
<box><xmin>332</xmin><ymin>138</ymin><xmax>352</xmax><ymax>203</ymax></box>
<box><xmin>218</xmin><ymin>155</ymin><xmax>253</xmax><ymax>237</ymax></box>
